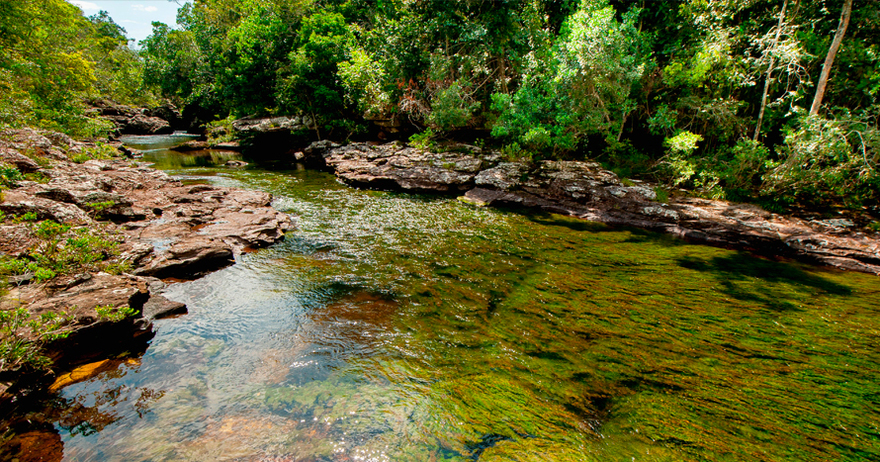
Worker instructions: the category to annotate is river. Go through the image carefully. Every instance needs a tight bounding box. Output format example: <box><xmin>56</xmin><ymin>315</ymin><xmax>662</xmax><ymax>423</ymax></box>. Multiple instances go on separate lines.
<box><xmin>6</xmin><ymin>135</ymin><xmax>880</xmax><ymax>461</ymax></box>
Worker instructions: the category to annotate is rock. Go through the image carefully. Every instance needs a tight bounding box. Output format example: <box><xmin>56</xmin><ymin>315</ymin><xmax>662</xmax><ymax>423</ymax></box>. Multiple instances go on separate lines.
<box><xmin>0</xmin><ymin>148</ymin><xmax>42</xmax><ymax>173</ymax></box>
<box><xmin>0</xmin><ymin>224</ymin><xmax>40</xmax><ymax>257</ymax></box>
<box><xmin>135</xmin><ymin>237</ymin><xmax>234</xmax><ymax>279</ymax></box>
<box><xmin>1</xmin><ymin>427</ymin><xmax>64</xmax><ymax>462</ymax></box>
<box><xmin>89</xmin><ymin>100</ymin><xmax>174</xmax><ymax>135</ymax></box>
<box><xmin>323</xmin><ymin>142</ymin><xmax>494</xmax><ymax>193</ymax></box>
<box><xmin>48</xmin><ymin>359</ymin><xmax>116</xmax><ymax>392</ymax></box>
<box><xmin>38</xmin><ymin>130</ymin><xmax>75</xmax><ymax>148</ymax></box>
<box><xmin>225</xmin><ymin>160</ymin><xmax>248</xmax><ymax>167</ymax></box>
<box><xmin>106</xmin><ymin>113</ymin><xmax>171</xmax><ymax>135</ymax></box>
<box><xmin>0</xmin><ymin>190</ymin><xmax>93</xmax><ymax>223</ymax></box>
<box><xmin>321</xmin><ymin>141</ymin><xmax>880</xmax><ymax>276</ymax></box>
<box><xmin>172</xmin><ymin>140</ymin><xmax>210</xmax><ymax>152</ymax></box>
<box><xmin>144</xmin><ymin>103</ymin><xmax>183</xmax><ymax>129</ymax></box>
<box><xmin>475</xmin><ymin>162</ymin><xmax>530</xmax><ymax>191</ymax></box>
<box><xmin>142</xmin><ymin>295</ymin><xmax>188</xmax><ymax>320</ymax></box>
<box><xmin>232</xmin><ymin>116</ymin><xmax>312</xmax><ymax>135</ymax></box>
<box><xmin>0</xmin><ymin>127</ymin><xmax>293</xmax><ymax>382</ymax></box>
<box><xmin>215</xmin><ymin>141</ymin><xmax>241</xmax><ymax>151</ymax></box>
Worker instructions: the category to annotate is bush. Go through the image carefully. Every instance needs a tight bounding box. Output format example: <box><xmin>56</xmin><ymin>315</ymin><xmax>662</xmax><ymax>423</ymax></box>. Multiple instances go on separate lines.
<box><xmin>0</xmin><ymin>164</ymin><xmax>23</xmax><ymax>187</ymax></box>
<box><xmin>764</xmin><ymin>114</ymin><xmax>879</xmax><ymax>207</ymax></box>
<box><xmin>0</xmin><ymin>307</ymin><xmax>71</xmax><ymax>373</ymax></box>
<box><xmin>0</xmin><ymin>221</ymin><xmax>120</xmax><ymax>284</ymax></box>
<box><xmin>95</xmin><ymin>305</ymin><xmax>137</xmax><ymax>322</ymax></box>
<box><xmin>69</xmin><ymin>142</ymin><xmax>119</xmax><ymax>163</ymax></box>
<box><xmin>205</xmin><ymin>115</ymin><xmax>236</xmax><ymax>146</ymax></box>
<box><xmin>409</xmin><ymin>129</ymin><xmax>437</xmax><ymax>151</ymax></box>
<box><xmin>427</xmin><ymin>79</ymin><xmax>480</xmax><ymax>132</ymax></box>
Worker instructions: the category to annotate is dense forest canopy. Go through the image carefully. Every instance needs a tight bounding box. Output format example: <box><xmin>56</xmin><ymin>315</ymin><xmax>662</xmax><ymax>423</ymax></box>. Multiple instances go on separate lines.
<box><xmin>1</xmin><ymin>0</ymin><xmax>878</xmax><ymax>210</ymax></box>
<box><xmin>0</xmin><ymin>0</ymin><xmax>153</xmax><ymax>137</ymax></box>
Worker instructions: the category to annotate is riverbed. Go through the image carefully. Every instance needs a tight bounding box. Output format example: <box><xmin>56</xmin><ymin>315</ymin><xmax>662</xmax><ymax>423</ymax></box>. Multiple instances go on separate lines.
<box><xmin>6</xmin><ymin>136</ymin><xmax>879</xmax><ymax>461</ymax></box>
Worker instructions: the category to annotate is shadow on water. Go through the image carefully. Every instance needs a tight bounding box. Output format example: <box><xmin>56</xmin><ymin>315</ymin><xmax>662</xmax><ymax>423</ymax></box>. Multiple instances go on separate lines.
<box><xmin>676</xmin><ymin>252</ymin><xmax>851</xmax><ymax>311</ymax></box>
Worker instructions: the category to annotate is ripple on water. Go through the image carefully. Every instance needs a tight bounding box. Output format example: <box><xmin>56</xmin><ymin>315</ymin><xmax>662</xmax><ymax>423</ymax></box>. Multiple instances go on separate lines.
<box><xmin>6</xmin><ymin>164</ymin><xmax>879</xmax><ymax>462</ymax></box>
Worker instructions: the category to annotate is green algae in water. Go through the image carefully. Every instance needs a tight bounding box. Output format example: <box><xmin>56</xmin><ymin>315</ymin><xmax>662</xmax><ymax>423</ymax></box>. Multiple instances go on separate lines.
<box><xmin>13</xmin><ymin>159</ymin><xmax>879</xmax><ymax>462</ymax></box>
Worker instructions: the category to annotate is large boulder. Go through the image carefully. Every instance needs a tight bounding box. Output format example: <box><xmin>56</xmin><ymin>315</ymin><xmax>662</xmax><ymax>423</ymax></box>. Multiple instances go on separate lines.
<box><xmin>316</xmin><ymin>141</ymin><xmax>880</xmax><ymax>275</ymax></box>
<box><xmin>0</xmin><ymin>128</ymin><xmax>293</xmax><ymax>370</ymax></box>
<box><xmin>89</xmin><ymin>100</ymin><xmax>174</xmax><ymax>135</ymax></box>
<box><xmin>322</xmin><ymin>142</ymin><xmax>492</xmax><ymax>193</ymax></box>
<box><xmin>232</xmin><ymin>116</ymin><xmax>313</xmax><ymax>135</ymax></box>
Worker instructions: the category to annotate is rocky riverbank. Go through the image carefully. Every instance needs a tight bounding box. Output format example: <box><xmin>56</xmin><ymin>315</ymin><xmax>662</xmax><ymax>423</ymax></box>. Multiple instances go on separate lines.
<box><xmin>0</xmin><ymin>128</ymin><xmax>291</xmax><ymax>392</ymax></box>
<box><xmin>303</xmin><ymin>140</ymin><xmax>880</xmax><ymax>275</ymax></box>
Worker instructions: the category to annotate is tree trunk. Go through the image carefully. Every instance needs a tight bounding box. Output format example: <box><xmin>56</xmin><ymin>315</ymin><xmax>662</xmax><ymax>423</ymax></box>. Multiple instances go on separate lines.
<box><xmin>809</xmin><ymin>0</ymin><xmax>853</xmax><ymax>116</ymax></box>
<box><xmin>754</xmin><ymin>0</ymin><xmax>788</xmax><ymax>141</ymax></box>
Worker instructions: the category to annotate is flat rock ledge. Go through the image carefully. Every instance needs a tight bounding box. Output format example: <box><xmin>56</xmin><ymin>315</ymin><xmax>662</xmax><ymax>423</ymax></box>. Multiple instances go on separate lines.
<box><xmin>306</xmin><ymin>140</ymin><xmax>880</xmax><ymax>275</ymax></box>
<box><xmin>0</xmin><ymin>128</ymin><xmax>292</xmax><ymax>379</ymax></box>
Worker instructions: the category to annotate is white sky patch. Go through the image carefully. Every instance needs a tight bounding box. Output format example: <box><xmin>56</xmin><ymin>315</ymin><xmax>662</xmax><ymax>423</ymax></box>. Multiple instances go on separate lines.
<box><xmin>65</xmin><ymin>0</ymin><xmax>186</xmax><ymax>44</ymax></box>
<box><xmin>132</xmin><ymin>5</ymin><xmax>159</xmax><ymax>12</ymax></box>
<box><xmin>70</xmin><ymin>0</ymin><xmax>99</xmax><ymax>11</ymax></box>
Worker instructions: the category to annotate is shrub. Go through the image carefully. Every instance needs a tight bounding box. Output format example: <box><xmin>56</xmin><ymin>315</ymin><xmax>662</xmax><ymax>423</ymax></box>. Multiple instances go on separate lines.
<box><xmin>0</xmin><ymin>222</ymin><xmax>120</xmax><ymax>284</ymax></box>
<box><xmin>764</xmin><ymin>114</ymin><xmax>879</xmax><ymax>207</ymax></box>
<box><xmin>69</xmin><ymin>142</ymin><xmax>119</xmax><ymax>163</ymax></box>
<box><xmin>409</xmin><ymin>129</ymin><xmax>437</xmax><ymax>151</ymax></box>
<box><xmin>205</xmin><ymin>115</ymin><xmax>236</xmax><ymax>146</ymax></box>
<box><xmin>0</xmin><ymin>307</ymin><xmax>71</xmax><ymax>373</ymax></box>
<box><xmin>95</xmin><ymin>305</ymin><xmax>137</xmax><ymax>322</ymax></box>
<box><xmin>427</xmin><ymin>79</ymin><xmax>480</xmax><ymax>132</ymax></box>
<box><xmin>0</xmin><ymin>164</ymin><xmax>23</xmax><ymax>187</ymax></box>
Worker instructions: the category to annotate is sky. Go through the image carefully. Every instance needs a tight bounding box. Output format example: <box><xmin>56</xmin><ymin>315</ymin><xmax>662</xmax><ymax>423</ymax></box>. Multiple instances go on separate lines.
<box><xmin>67</xmin><ymin>1</ymin><xmax>188</xmax><ymax>45</ymax></box>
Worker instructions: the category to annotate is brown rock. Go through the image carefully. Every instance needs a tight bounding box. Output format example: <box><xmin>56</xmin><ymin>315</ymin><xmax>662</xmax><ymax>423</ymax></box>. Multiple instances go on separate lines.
<box><xmin>0</xmin><ymin>190</ymin><xmax>93</xmax><ymax>223</ymax></box>
<box><xmin>172</xmin><ymin>140</ymin><xmax>210</xmax><ymax>152</ymax></box>
<box><xmin>321</xmin><ymin>142</ymin><xmax>880</xmax><ymax>275</ymax></box>
<box><xmin>323</xmin><ymin>142</ymin><xmax>489</xmax><ymax>193</ymax></box>
<box><xmin>1</xmin><ymin>427</ymin><xmax>63</xmax><ymax>462</ymax></box>
<box><xmin>0</xmin><ymin>147</ymin><xmax>42</xmax><ymax>173</ymax></box>
<box><xmin>0</xmin><ymin>128</ymin><xmax>292</xmax><ymax>378</ymax></box>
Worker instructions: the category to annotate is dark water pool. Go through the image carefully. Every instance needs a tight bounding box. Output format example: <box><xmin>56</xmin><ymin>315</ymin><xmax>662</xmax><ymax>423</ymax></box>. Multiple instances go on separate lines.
<box><xmin>4</xmin><ymin>135</ymin><xmax>879</xmax><ymax>461</ymax></box>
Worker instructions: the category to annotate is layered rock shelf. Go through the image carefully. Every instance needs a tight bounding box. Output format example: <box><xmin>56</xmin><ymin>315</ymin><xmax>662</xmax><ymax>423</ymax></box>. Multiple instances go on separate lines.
<box><xmin>304</xmin><ymin>140</ymin><xmax>880</xmax><ymax>275</ymax></box>
<box><xmin>0</xmin><ymin>128</ymin><xmax>291</xmax><ymax>371</ymax></box>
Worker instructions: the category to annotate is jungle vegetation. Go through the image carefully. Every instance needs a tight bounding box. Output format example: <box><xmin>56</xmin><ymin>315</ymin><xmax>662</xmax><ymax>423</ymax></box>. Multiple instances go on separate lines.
<box><xmin>1</xmin><ymin>0</ymin><xmax>879</xmax><ymax>210</ymax></box>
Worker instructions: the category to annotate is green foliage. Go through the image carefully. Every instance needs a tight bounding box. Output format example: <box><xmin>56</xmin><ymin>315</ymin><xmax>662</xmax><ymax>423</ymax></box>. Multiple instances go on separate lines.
<box><xmin>338</xmin><ymin>49</ymin><xmax>392</xmax><ymax>118</ymax></box>
<box><xmin>0</xmin><ymin>221</ymin><xmax>120</xmax><ymax>284</ymax></box>
<box><xmin>499</xmin><ymin>142</ymin><xmax>533</xmax><ymax>162</ymax></box>
<box><xmin>95</xmin><ymin>305</ymin><xmax>137</xmax><ymax>322</ymax></box>
<box><xmin>0</xmin><ymin>307</ymin><xmax>71</xmax><ymax>373</ymax></box>
<box><xmin>660</xmin><ymin>131</ymin><xmax>703</xmax><ymax>188</ymax></box>
<box><xmin>132</xmin><ymin>0</ymin><xmax>879</xmax><ymax>210</ymax></box>
<box><xmin>426</xmin><ymin>79</ymin><xmax>479</xmax><ymax>132</ymax></box>
<box><xmin>600</xmin><ymin>138</ymin><xmax>653</xmax><ymax>180</ymax></box>
<box><xmin>22</xmin><ymin>172</ymin><xmax>50</xmax><ymax>184</ymax></box>
<box><xmin>103</xmin><ymin>260</ymin><xmax>133</xmax><ymax>275</ymax></box>
<box><xmin>0</xmin><ymin>164</ymin><xmax>23</xmax><ymax>187</ymax></box>
<box><xmin>277</xmin><ymin>10</ymin><xmax>351</xmax><ymax>136</ymax></box>
<box><xmin>15</xmin><ymin>212</ymin><xmax>39</xmax><ymax>223</ymax></box>
<box><xmin>654</xmin><ymin>186</ymin><xmax>670</xmax><ymax>203</ymax></box>
<box><xmin>69</xmin><ymin>142</ymin><xmax>119</xmax><ymax>163</ymax></box>
<box><xmin>408</xmin><ymin>129</ymin><xmax>437</xmax><ymax>151</ymax></box>
<box><xmin>660</xmin><ymin>134</ymin><xmax>777</xmax><ymax>201</ymax></box>
<box><xmin>205</xmin><ymin>115</ymin><xmax>236</xmax><ymax>145</ymax></box>
<box><xmin>665</xmin><ymin>130</ymin><xmax>704</xmax><ymax>156</ymax></box>
<box><xmin>85</xmin><ymin>201</ymin><xmax>116</xmax><ymax>220</ymax></box>
<box><xmin>0</xmin><ymin>1</ymin><xmax>142</xmax><ymax>138</ymax></box>
<box><xmin>765</xmin><ymin>113</ymin><xmax>879</xmax><ymax>207</ymax></box>
<box><xmin>491</xmin><ymin>1</ymin><xmax>649</xmax><ymax>155</ymax></box>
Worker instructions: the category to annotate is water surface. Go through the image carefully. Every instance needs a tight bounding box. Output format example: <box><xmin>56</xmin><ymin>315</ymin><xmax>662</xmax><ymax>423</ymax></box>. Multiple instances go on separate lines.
<box><xmin>5</xmin><ymin>135</ymin><xmax>879</xmax><ymax>461</ymax></box>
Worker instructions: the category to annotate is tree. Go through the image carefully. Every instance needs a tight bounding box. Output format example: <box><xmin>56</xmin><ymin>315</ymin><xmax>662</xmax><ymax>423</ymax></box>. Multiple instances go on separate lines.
<box><xmin>753</xmin><ymin>0</ymin><xmax>788</xmax><ymax>140</ymax></box>
<box><xmin>810</xmin><ymin>0</ymin><xmax>854</xmax><ymax>115</ymax></box>
<box><xmin>491</xmin><ymin>0</ymin><xmax>649</xmax><ymax>155</ymax></box>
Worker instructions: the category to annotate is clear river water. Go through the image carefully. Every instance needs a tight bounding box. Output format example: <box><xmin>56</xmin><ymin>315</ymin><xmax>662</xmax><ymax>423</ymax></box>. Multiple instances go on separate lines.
<box><xmin>6</xmin><ymin>135</ymin><xmax>880</xmax><ymax>461</ymax></box>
